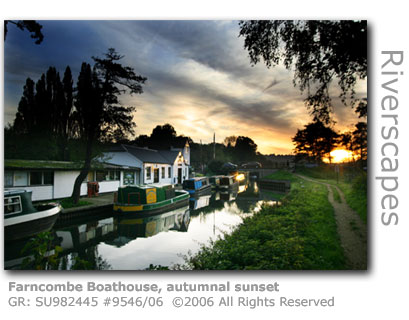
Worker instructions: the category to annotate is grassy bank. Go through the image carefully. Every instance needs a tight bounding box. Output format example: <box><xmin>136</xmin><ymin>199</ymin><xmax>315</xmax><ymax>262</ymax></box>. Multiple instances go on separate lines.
<box><xmin>59</xmin><ymin>197</ymin><xmax>91</xmax><ymax>209</ymax></box>
<box><xmin>180</xmin><ymin>171</ymin><xmax>346</xmax><ymax>270</ymax></box>
<box><xmin>296</xmin><ymin>166</ymin><xmax>367</xmax><ymax>223</ymax></box>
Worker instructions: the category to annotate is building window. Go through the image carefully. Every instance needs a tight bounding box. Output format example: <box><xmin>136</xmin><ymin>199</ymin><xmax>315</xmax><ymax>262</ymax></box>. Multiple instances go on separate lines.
<box><xmin>146</xmin><ymin>167</ymin><xmax>151</xmax><ymax>180</ymax></box>
<box><xmin>96</xmin><ymin>170</ymin><xmax>120</xmax><ymax>182</ymax></box>
<box><xmin>168</xmin><ymin>167</ymin><xmax>171</xmax><ymax>178</ymax></box>
<box><xmin>124</xmin><ymin>171</ymin><xmax>135</xmax><ymax>185</ymax></box>
<box><xmin>87</xmin><ymin>171</ymin><xmax>94</xmax><ymax>182</ymax></box>
<box><xmin>5</xmin><ymin>171</ymin><xmax>54</xmax><ymax>187</ymax></box>
<box><xmin>43</xmin><ymin>172</ymin><xmax>54</xmax><ymax>185</ymax></box>
<box><xmin>109</xmin><ymin>170</ymin><xmax>120</xmax><ymax>181</ymax></box>
<box><xmin>4</xmin><ymin>171</ymin><xmax>13</xmax><ymax>187</ymax></box>
<box><xmin>14</xmin><ymin>172</ymin><xmax>28</xmax><ymax>187</ymax></box>
<box><xmin>96</xmin><ymin>171</ymin><xmax>106</xmax><ymax>182</ymax></box>
<box><xmin>30</xmin><ymin>172</ymin><xmax>43</xmax><ymax>185</ymax></box>
<box><xmin>161</xmin><ymin>167</ymin><xmax>165</xmax><ymax>179</ymax></box>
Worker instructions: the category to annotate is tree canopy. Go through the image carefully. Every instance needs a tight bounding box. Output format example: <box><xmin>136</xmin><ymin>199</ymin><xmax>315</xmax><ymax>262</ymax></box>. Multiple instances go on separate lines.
<box><xmin>4</xmin><ymin>20</ymin><xmax>44</xmax><ymax>44</ymax></box>
<box><xmin>292</xmin><ymin>120</ymin><xmax>339</xmax><ymax>162</ymax></box>
<box><xmin>239</xmin><ymin>20</ymin><xmax>367</xmax><ymax>123</ymax></box>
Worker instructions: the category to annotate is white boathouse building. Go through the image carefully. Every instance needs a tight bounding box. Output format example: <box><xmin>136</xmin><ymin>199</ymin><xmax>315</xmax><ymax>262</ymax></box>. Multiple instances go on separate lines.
<box><xmin>4</xmin><ymin>143</ymin><xmax>190</xmax><ymax>201</ymax></box>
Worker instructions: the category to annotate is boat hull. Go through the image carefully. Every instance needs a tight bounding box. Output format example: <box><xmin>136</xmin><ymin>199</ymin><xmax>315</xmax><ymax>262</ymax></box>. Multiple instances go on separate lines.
<box><xmin>186</xmin><ymin>184</ymin><xmax>212</xmax><ymax>196</ymax></box>
<box><xmin>113</xmin><ymin>192</ymin><xmax>190</xmax><ymax>216</ymax></box>
<box><xmin>4</xmin><ymin>205</ymin><xmax>61</xmax><ymax>242</ymax></box>
<box><xmin>217</xmin><ymin>181</ymin><xmax>239</xmax><ymax>191</ymax></box>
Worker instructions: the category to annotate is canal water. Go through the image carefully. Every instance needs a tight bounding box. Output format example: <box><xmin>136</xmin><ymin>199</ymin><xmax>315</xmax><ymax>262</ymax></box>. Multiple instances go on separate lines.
<box><xmin>5</xmin><ymin>181</ymin><xmax>279</xmax><ymax>270</ymax></box>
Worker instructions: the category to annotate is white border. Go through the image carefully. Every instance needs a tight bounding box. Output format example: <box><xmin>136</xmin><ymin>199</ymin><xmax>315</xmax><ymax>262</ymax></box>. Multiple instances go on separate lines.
<box><xmin>2</xmin><ymin>1</ymin><xmax>409</xmax><ymax>319</ymax></box>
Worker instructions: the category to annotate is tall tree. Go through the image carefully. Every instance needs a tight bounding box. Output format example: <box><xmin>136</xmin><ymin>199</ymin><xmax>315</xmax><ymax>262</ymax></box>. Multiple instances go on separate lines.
<box><xmin>71</xmin><ymin>49</ymin><xmax>147</xmax><ymax>203</ymax></box>
<box><xmin>11</xmin><ymin>66</ymin><xmax>75</xmax><ymax>160</ymax></box>
<box><xmin>13</xmin><ymin>78</ymin><xmax>36</xmax><ymax>134</ymax></box>
<box><xmin>70</xmin><ymin>63</ymin><xmax>104</xmax><ymax>203</ymax></box>
<box><xmin>58</xmin><ymin>67</ymin><xmax>74</xmax><ymax>160</ymax></box>
<box><xmin>239</xmin><ymin>20</ymin><xmax>367</xmax><ymax>123</ymax></box>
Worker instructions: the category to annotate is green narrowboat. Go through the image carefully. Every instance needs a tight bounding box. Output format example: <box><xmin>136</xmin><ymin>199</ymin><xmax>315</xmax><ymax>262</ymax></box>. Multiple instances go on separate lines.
<box><xmin>113</xmin><ymin>185</ymin><xmax>189</xmax><ymax>215</ymax></box>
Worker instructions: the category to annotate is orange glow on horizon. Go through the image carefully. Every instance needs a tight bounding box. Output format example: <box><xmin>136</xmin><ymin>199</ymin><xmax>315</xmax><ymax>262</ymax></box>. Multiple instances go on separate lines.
<box><xmin>326</xmin><ymin>149</ymin><xmax>354</xmax><ymax>163</ymax></box>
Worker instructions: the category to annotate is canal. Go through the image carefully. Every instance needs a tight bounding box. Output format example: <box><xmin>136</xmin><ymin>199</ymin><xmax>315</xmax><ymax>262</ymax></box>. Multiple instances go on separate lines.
<box><xmin>5</xmin><ymin>181</ymin><xmax>279</xmax><ymax>270</ymax></box>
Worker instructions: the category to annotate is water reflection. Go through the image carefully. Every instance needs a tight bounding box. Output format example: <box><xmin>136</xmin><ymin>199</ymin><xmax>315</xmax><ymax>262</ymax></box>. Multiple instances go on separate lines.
<box><xmin>110</xmin><ymin>206</ymin><xmax>190</xmax><ymax>247</ymax></box>
<box><xmin>5</xmin><ymin>181</ymin><xmax>279</xmax><ymax>270</ymax></box>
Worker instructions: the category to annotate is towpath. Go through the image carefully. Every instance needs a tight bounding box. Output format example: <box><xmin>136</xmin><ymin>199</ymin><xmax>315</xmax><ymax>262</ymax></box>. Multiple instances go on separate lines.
<box><xmin>296</xmin><ymin>174</ymin><xmax>367</xmax><ymax>270</ymax></box>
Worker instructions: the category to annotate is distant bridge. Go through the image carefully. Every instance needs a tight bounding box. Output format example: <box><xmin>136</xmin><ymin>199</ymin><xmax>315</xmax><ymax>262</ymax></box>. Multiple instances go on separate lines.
<box><xmin>239</xmin><ymin>168</ymin><xmax>278</xmax><ymax>179</ymax></box>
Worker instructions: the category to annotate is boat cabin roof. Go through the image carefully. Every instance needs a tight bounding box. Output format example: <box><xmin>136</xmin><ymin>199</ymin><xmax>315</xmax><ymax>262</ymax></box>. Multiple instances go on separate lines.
<box><xmin>187</xmin><ymin>177</ymin><xmax>209</xmax><ymax>181</ymax></box>
<box><xmin>119</xmin><ymin>184</ymin><xmax>172</xmax><ymax>190</ymax></box>
<box><xmin>4</xmin><ymin>189</ymin><xmax>30</xmax><ymax>196</ymax></box>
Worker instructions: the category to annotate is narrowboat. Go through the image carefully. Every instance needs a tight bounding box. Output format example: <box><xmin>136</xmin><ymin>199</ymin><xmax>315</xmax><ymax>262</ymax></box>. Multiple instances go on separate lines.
<box><xmin>182</xmin><ymin>177</ymin><xmax>212</xmax><ymax>196</ymax></box>
<box><xmin>209</xmin><ymin>175</ymin><xmax>223</xmax><ymax>189</ymax></box>
<box><xmin>113</xmin><ymin>185</ymin><xmax>189</xmax><ymax>215</ymax></box>
<box><xmin>219</xmin><ymin>175</ymin><xmax>239</xmax><ymax>191</ymax></box>
<box><xmin>4</xmin><ymin>190</ymin><xmax>61</xmax><ymax>242</ymax></box>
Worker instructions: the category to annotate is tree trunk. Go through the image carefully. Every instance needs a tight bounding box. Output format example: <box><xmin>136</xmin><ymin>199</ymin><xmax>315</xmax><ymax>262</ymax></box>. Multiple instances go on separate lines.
<box><xmin>71</xmin><ymin>137</ymin><xmax>93</xmax><ymax>204</ymax></box>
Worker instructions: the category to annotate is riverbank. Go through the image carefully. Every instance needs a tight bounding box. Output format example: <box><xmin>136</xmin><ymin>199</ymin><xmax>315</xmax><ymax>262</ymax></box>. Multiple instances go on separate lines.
<box><xmin>57</xmin><ymin>193</ymin><xmax>114</xmax><ymax>220</ymax></box>
<box><xmin>179</xmin><ymin>170</ymin><xmax>347</xmax><ymax>270</ymax></box>
<box><xmin>295</xmin><ymin>166</ymin><xmax>367</xmax><ymax>223</ymax></box>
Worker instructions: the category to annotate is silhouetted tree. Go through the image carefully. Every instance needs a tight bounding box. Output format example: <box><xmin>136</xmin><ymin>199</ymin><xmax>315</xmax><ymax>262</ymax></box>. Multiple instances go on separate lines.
<box><xmin>4</xmin><ymin>20</ymin><xmax>44</xmax><ymax>44</ymax></box>
<box><xmin>71</xmin><ymin>49</ymin><xmax>147</xmax><ymax>203</ymax></box>
<box><xmin>133</xmin><ymin>134</ymin><xmax>150</xmax><ymax>148</ymax></box>
<box><xmin>131</xmin><ymin>123</ymin><xmax>192</xmax><ymax>150</ymax></box>
<box><xmin>70</xmin><ymin>63</ymin><xmax>104</xmax><ymax>203</ymax></box>
<box><xmin>234</xmin><ymin>136</ymin><xmax>257</xmax><ymax>162</ymax></box>
<box><xmin>11</xmin><ymin>67</ymin><xmax>74</xmax><ymax>160</ymax></box>
<box><xmin>58</xmin><ymin>67</ymin><xmax>74</xmax><ymax>160</ymax></box>
<box><xmin>292</xmin><ymin>121</ymin><xmax>339</xmax><ymax>162</ymax></box>
<box><xmin>149</xmin><ymin>123</ymin><xmax>177</xmax><ymax>150</ymax></box>
<box><xmin>223</xmin><ymin>135</ymin><xmax>237</xmax><ymax>147</ymax></box>
<box><xmin>13</xmin><ymin>78</ymin><xmax>36</xmax><ymax>134</ymax></box>
<box><xmin>339</xmin><ymin>131</ymin><xmax>354</xmax><ymax>156</ymax></box>
<box><xmin>239</xmin><ymin>20</ymin><xmax>367</xmax><ymax>123</ymax></box>
<box><xmin>352</xmin><ymin>122</ymin><xmax>367</xmax><ymax>163</ymax></box>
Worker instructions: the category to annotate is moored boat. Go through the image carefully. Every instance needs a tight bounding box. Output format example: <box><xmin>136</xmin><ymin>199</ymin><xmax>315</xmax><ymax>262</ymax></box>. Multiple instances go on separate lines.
<box><xmin>182</xmin><ymin>177</ymin><xmax>212</xmax><ymax>196</ymax></box>
<box><xmin>113</xmin><ymin>185</ymin><xmax>189</xmax><ymax>215</ymax></box>
<box><xmin>219</xmin><ymin>175</ymin><xmax>239</xmax><ymax>191</ymax></box>
<box><xmin>209</xmin><ymin>175</ymin><xmax>223</xmax><ymax>189</ymax></box>
<box><xmin>4</xmin><ymin>190</ymin><xmax>61</xmax><ymax>242</ymax></box>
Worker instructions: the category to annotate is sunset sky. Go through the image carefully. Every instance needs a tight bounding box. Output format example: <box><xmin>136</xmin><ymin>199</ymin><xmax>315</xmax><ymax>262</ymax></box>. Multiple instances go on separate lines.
<box><xmin>4</xmin><ymin>20</ymin><xmax>366</xmax><ymax>154</ymax></box>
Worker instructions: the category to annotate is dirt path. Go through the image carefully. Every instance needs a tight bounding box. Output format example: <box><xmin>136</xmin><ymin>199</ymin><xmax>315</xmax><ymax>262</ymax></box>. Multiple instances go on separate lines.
<box><xmin>296</xmin><ymin>174</ymin><xmax>367</xmax><ymax>270</ymax></box>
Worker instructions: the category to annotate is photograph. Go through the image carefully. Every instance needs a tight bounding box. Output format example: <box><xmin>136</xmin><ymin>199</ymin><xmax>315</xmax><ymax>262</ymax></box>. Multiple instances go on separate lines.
<box><xmin>3</xmin><ymin>20</ymin><xmax>367</xmax><ymax>271</ymax></box>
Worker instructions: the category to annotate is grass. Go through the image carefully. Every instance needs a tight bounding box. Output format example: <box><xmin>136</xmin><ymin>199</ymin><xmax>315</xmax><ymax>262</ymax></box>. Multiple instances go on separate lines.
<box><xmin>59</xmin><ymin>197</ymin><xmax>92</xmax><ymax>209</ymax></box>
<box><xmin>264</xmin><ymin>170</ymin><xmax>297</xmax><ymax>182</ymax></box>
<box><xmin>180</xmin><ymin>171</ymin><xmax>346</xmax><ymax>270</ymax></box>
<box><xmin>295</xmin><ymin>166</ymin><xmax>367</xmax><ymax>224</ymax></box>
<box><xmin>4</xmin><ymin>159</ymin><xmax>84</xmax><ymax>170</ymax></box>
<box><xmin>264</xmin><ymin>191</ymin><xmax>286</xmax><ymax>200</ymax></box>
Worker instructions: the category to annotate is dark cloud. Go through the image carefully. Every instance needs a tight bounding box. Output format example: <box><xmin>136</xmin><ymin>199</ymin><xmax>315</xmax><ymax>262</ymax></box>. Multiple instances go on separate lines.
<box><xmin>3</xmin><ymin>20</ymin><xmax>365</xmax><ymax>154</ymax></box>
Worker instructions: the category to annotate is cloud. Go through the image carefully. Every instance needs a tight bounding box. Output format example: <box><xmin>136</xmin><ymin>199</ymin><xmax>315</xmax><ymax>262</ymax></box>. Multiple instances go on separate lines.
<box><xmin>3</xmin><ymin>20</ymin><xmax>366</xmax><ymax>154</ymax></box>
